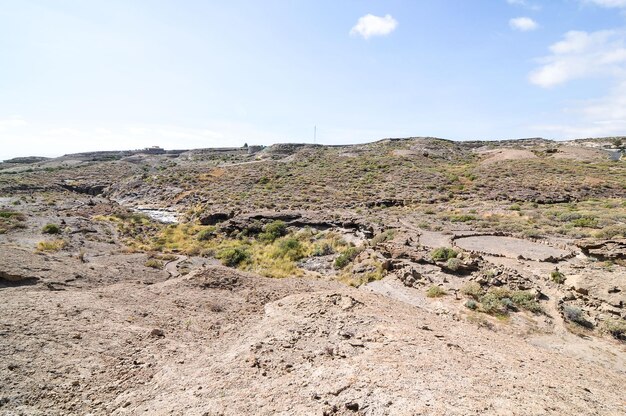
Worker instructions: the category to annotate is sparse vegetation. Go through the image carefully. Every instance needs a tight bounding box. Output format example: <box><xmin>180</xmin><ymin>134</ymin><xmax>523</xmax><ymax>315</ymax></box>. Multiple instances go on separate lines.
<box><xmin>465</xmin><ymin>299</ymin><xmax>478</xmax><ymax>310</ymax></box>
<box><xmin>334</xmin><ymin>246</ymin><xmax>363</xmax><ymax>269</ymax></box>
<box><xmin>258</xmin><ymin>220</ymin><xmax>287</xmax><ymax>243</ymax></box>
<box><xmin>461</xmin><ymin>282</ymin><xmax>483</xmax><ymax>299</ymax></box>
<box><xmin>426</xmin><ymin>285</ymin><xmax>447</xmax><ymax>298</ymax></box>
<box><xmin>144</xmin><ymin>258</ymin><xmax>164</xmax><ymax>269</ymax></box>
<box><xmin>562</xmin><ymin>305</ymin><xmax>590</xmax><ymax>327</ymax></box>
<box><xmin>36</xmin><ymin>239</ymin><xmax>66</xmax><ymax>252</ymax></box>
<box><xmin>603</xmin><ymin>319</ymin><xmax>626</xmax><ymax>340</ymax></box>
<box><xmin>430</xmin><ymin>247</ymin><xmax>458</xmax><ymax>262</ymax></box>
<box><xmin>42</xmin><ymin>223</ymin><xmax>61</xmax><ymax>234</ymax></box>
<box><xmin>551</xmin><ymin>270</ymin><xmax>566</xmax><ymax>284</ymax></box>
<box><xmin>218</xmin><ymin>246</ymin><xmax>251</xmax><ymax>267</ymax></box>
<box><xmin>461</xmin><ymin>287</ymin><xmax>544</xmax><ymax>316</ymax></box>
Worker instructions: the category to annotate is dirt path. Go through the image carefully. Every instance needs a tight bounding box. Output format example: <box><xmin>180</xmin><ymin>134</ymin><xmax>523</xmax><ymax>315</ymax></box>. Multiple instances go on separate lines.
<box><xmin>164</xmin><ymin>255</ymin><xmax>188</xmax><ymax>278</ymax></box>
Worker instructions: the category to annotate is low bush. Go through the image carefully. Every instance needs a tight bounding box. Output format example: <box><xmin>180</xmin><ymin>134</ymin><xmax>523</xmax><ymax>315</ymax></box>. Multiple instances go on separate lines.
<box><xmin>445</xmin><ymin>257</ymin><xmax>462</xmax><ymax>272</ymax></box>
<box><xmin>0</xmin><ymin>211</ymin><xmax>25</xmax><ymax>220</ymax></box>
<box><xmin>562</xmin><ymin>305</ymin><xmax>590</xmax><ymax>327</ymax></box>
<box><xmin>144</xmin><ymin>259</ymin><xmax>164</xmax><ymax>269</ymax></box>
<box><xmin>460</xmin><ymin>282</ymin><xmax>483</xmax><ymax>300</ymax></box>
<box><xmin>42</xmin><ymin>223</ymin><xmax>61</xmax><ymax>234</ymax></box>
<box><xmin>510</xmin><ymin>291</ymin><xmax>543</xmax><ymax>314</ymax></box>
<box><xmin>334</xmin><ymin>246</ymin><xmax>362</xmax><ymax>269</ymax></box>
<box><xmin>196</xmin><ymin>228</ymin><xmax>214</xmax><ymax>241</ymax></box>
<box><xmin>603</xmin><ymin>319</ymin><xmax>626</xmax><ymax>340</ymax></box>
<box><xmin>465</xmin><ymin>299</ymin><xmax>478</xmax><ymax>310</ymax></box>
<box><xmin>480</xmin><ymin>292</ymin><xmax>508</xmax><ymax>316</ymax></box>
<box><xmin>478</xmin><ymin>288</ymin><xmax>542</xmax><ymax>316</ymax></box>
<box><xmin>370</xmin><ymin>230</ymin><xmax>396</xmax><ymax>246</ymax></box>
<box><xmin>273</xmin><ymin>237</ymin><xmax>305</xmax><ymax>261</ymax></box>
<box><xmin>258</xmin><ymin>220</ymin><xmax>287</xmax><ymax>242</ymax></box>
<box><xmin>430</xmin><ymin>247</ymin><xmax>458</xmax><ymax>262</ymax></box>
<box><xmin>551</xmin><ymin>270</ymin><xmax>566</xmax><ymax>284</ymax></box>
<box><xmin>218</xmin><ymin>246</ymin><xmax>251</xmax><ymax>267</ymax></box>
<box><xmin>312</xmin><ymin>242</ymin><xmax>334</xmax><ymax>256</ymax></box>
<box><xmin>36</xmin><ymin>239</ymin><xmax>66</xmax><ymax>252</ymax></box>
<box><xmin>571</xmin><ymin>216</ymin><xmax>599</xmax><ymax>228</ymax></box>
<box><xmin>426</xmin><ymin>285</ymin><xmax>446</xmax><ymax>298</ymax></box>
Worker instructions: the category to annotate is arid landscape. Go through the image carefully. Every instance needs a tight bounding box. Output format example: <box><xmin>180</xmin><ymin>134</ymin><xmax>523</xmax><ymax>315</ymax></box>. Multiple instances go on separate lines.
<box><xmin>1</xmin><ymin>137</ymin><xmax>625</xmax><ymax>415</ymax></box>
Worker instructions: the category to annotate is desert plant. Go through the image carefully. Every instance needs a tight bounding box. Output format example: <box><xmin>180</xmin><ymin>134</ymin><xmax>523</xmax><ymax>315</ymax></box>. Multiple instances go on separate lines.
<box><xmin>562</xmin><ymin>305</ymin><xmax>591</xmax><ymax>327</ymax></box>
<box><xmin>510</xmin><ymin>291</ymin><xmax>543</xmax><ymax>314</ymax></box>
<box><xmin>273</xmin><ymin>237</ymin><xmax>305</xmax><ymax>261</ymax></box>
<box><xmin>36</xmin><ymin>239</ymin><xmax>66</xmax><ymax>252</ymax></box>
<box><xmin>370</xmin><ymin>229</ymin><xmax>396</xmax><ymax>246</ymax></box>
<box><xmin>445</xmin><ymin>257</ymin><xmax>462</xmax><ymax>272</ymax></box>
<box><xmin>430</xmin><ymin>247</ymin><xmax>458</xmax><ymax>262</ymax></box>
<box><xmin>426</xmin><ymin>285</ymin><xmax>447</xmax><ymax>298</ymax></box>
<box><xmin>196</xmin><ymin>228</ymin><xmax>214</xmax><ymax>241</ymax></box>
<box><xmin>144</xmin><ymin>259</ymin><xmax>164</xmax><ymax>269</ymax></box>
<box><xmin>551</xmin><ymin>270</ymin><xmax>566</xmax><ymax>284</ymax></box>
<box><xmin>334</xmin><ymin>246</ymin><xmax>362</xmax><ymax>269</ymax></box>
<box><xmin>480</xmin><ymin>293</ymin><xmax>508</xmax><ymax>316</ymax></box>
<box><xmin>218</xmin><ymin>246</ymin><xmax>251</xmax><ymax>267</ymax></box>
<box><xmin>465</xmin><ymin>299</ymin><xmax>478</xmax><ymax>310</ymax></box>
<box><xmin>461</xmin><ymin>282</ymin><xmax>483</xmax><ymax>299</ymax></box>
<box><xmin>0</xmin><ymin>211</ymin><xmax>25</xmax><ymax>219</ymax></box>
<box><xmin>258</xmin><ymin>220</ymin><xmax>287</xmax><ymax>242</ymax></box>
<box><xmin>312</xmin><ymin>242</ymin><xmax>334</xmax><ymax>256</ymax></box>
<box><xmin>603</xmin><ymin>319</ymin><xmax>626</xmax><ymax>340</ymax></box>
<box><xmin>42</xmin><ymin>223</ymin><xmax>61</xmax><ymax>234</ymax></box>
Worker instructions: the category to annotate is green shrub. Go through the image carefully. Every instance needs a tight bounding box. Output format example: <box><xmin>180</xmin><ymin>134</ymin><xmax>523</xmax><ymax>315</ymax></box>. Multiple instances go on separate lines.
<box><xmin>334</xmin><ymin>246</ymin><xmax>362</xmax><ymax>269</ymax></box>
<box><xmin>461</xmin><ymin>282</ymin><xmax>483</xmax><ymax>300</ymax></box>
<box><xmin>480</xmin><ymin>292</ymin><xmax>508</xmax><ymax>316</ymax></box>
<box><xmin>36</xmin><ymin>239</ymin><xmax>66</xmax><ymax>252</ymax></box>
<box><xmin>571</xmin><ymin>217</ymin><xmax>599</xmax><ymax>228</ymax></box>
<box><xmin>510</xmin><ymin>291</ymin><xmax>543</xmax><ymax>314</ymax></box>
<box><xmin>465</xmin><ymin>299</ymin><xmax>478</xmax><ymax>310</ymax></box>
<box><xmin>603</xmin><ymin>319</ymin><xmax>626</xmax><ymax>340</ymax></box>
<box><xmin>562</xmin><ymin>305</ymin><xmax>589</xmax><ymax>326</ymax></box>
<box><xmin>430</xmin><ymin>247</ymin><xmax>458</xmax><ymax>262</ymax></box>
<box><xmin>144</xmin><ymin>259</ymin><xmax>164</xmax><ymax>269</ymax></box>
<box><xmin>450</xmin><ymin>214</ymin><xmax>476</xmax><ymax>223</ymax></box>
<box><xmin>312</xmin><ymin>242</ymin><xmax>334</xmax><ymax>256</ymax></box>
<box><xmin>0</xmin><ymin>211</ymin><xmax>25</xmax><ymax>220</ymax></box>
<box><xmin>42</xmin><ymin>223</ymin><xmax>61</xmax><ymax>234</ymax></box>
<box><xmin>273</xmin><ymin>237</ymin><xmax>305</xmax><ymax>261</ymax></box>
<box><xmin>426</xmin><ymin>285</ymin><xmax>446</xmax><ymax>298</ymax></box>
<box><xmin>218</xmin><ymin>246</ymin><xmax>251</xmax><ymax>267</ymax></box>
<box><xmin>445</xmin><ymin>257</ymin><xmax>462</xmax><ymax>272</ymax></box>
<box><xmin>370</xmin><ymin>230</ymin><xmax>396</xmax><ymax>246</ymax></box>
<box><xmin>551</xmin><ymin>270</ymin><xmax>566</xmax><ymax>284</ymax></box>
<box><xmin>594</xmin><ymin>225</ymin><xmax>626</xmax><ymax>239</ymax></box>
<box><xmin>258</xmin><ymin>220</ymin><xmax>287</xmax><ymax>242</ymax></box>
<box><xmin>196</xmin><ymin>228</ymin><xmax>214</xmax><ymax>241</ymax></box>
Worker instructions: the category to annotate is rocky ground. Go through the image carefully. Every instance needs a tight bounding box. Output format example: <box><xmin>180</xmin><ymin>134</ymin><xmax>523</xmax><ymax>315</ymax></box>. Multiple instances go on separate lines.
<box><xmin>0</xmin><ymin>137</ymin><xmax>625</xmax><ymax>415</ymax></box>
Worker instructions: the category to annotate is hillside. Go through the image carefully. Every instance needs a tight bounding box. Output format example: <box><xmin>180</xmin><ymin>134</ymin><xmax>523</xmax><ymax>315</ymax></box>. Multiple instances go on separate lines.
<box><xmin>0</xmin><ymin>137</ymin><xmax>625</xmax><ymax>415</ymax></box>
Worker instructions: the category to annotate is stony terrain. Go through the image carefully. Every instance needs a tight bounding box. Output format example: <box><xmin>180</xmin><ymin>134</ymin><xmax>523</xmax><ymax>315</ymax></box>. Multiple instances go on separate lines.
<box><xmin>0</xmin><ymin>137</ymin><xmax>625</xmax><ymax>415</ymax></box>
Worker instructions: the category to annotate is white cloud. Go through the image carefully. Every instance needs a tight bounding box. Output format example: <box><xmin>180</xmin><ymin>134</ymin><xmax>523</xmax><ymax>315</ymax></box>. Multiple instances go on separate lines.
<box><xmin>506</xmin><ymin>0</ymin><xmax>542</xmax><ymax>11</ymax></box>
<box><xmin>350</xmin><ymin>14</ymin><xmax>398</xmax><ymax>39</ymax></box>
<box><xmin>529</xmin><ymin>30</ymin><xmax>626</xmax><ymax>87</ymax></box>
<box><xmin>509</xmin><ymin>17</ymin><xmax>539</xmax><ymax>31</ymax></box>
<box><xmin>529</xmin><ymin>29</ymin><xmax>626</xmax><ymax>138</ymax></box>
<box><xmin>583</xmin><ymin>0</ymin><xmax>626</xmax><ymax>8</ymax></box>
<box><xmin>0</xmin><ymin>117</ymin><xmax>27</xmax><ymax>132</ymax></box>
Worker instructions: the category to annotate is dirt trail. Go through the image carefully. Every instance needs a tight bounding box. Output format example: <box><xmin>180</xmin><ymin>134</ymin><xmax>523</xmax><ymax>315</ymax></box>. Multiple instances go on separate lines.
<box><xmin>164</xmin><ymin>255</ymin><xmax>187</xmax><ymax>278</ymax></box>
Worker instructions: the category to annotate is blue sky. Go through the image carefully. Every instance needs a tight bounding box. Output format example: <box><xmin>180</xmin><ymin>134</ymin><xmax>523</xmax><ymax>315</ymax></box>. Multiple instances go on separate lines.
<box><xmin>1</xmin><ymin>0</ymin><xmax>626</xmax><ymax>159</ymax></box>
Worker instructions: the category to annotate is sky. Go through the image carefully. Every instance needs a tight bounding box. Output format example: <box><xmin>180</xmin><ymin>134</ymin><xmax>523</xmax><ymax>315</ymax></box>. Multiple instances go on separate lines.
<box><xmin>2</xmin><ymin>0</ymin><xmax>626</xmax><ymax>160</ymax></box>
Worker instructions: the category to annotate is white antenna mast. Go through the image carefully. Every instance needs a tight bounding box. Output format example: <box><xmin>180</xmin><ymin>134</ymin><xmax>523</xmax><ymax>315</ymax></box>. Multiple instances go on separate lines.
<box><xmin>313</xmin><ymin>125</ymin><xmax>316</xmax><ymax>144</ymax></box>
